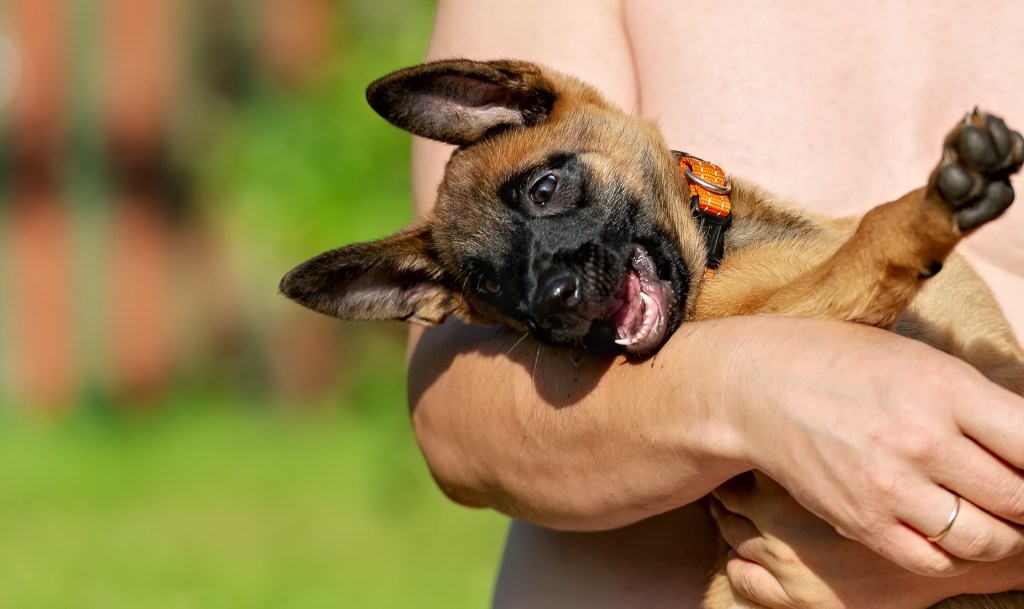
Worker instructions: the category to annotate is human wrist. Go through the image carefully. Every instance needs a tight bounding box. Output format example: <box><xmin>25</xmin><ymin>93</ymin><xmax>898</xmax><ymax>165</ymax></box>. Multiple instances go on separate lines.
<box><xmin>664</xmin><ymin>318</ymin><xmax>757</xmax><ymax>472</ymax></box>
<box><xmin>710</xmin><ymin>316</ymin><xmax>907</xmax><ymax>476</ymax></box>
<box><xmin>695</xmin><ymin>315</ymin><xmax>817</xmax><ymax>474</ymax></box>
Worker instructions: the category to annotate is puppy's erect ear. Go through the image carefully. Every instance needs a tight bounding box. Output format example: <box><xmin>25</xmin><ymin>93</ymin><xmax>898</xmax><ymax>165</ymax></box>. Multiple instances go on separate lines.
<box><xmin>366</xmin><ymin>59</ymin><xmax>557</xmax><ymax>146</ymax></box>
<box><xmin>279</xmin><ymin>224</ymin><xmax>466</xmax><ymax>326</ymax></box>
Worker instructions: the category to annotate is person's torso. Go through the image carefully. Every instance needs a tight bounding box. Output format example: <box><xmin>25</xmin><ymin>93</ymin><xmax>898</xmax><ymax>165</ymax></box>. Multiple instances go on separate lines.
<box><xmin>626</xmin><ymin>0</ymin><xmax>1023</xmax><ymax>332</ymax></box>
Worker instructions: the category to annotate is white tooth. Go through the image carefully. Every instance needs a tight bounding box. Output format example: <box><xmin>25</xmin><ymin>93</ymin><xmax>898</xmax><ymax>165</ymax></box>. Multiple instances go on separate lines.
<box><xmin>615</xmin><ymin>338</ymin><xmax>632</xmax><ymax>346</ymax></box>
<box><xmin>635</xmin><ymin>293</ymin><xmax>658</xmax><ymax>342</ymax></box>
<box><xmin>640</xmin><ymin>294</ymin><xmax>654</xmax><ymax>320</ymax></box>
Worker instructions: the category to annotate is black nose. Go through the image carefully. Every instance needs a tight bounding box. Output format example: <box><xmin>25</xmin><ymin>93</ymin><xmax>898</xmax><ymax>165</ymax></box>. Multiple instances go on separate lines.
<box><xmin>532</xmin><ymin>270</ymin><xmax>581</xmax><ymax>329</ymax></box>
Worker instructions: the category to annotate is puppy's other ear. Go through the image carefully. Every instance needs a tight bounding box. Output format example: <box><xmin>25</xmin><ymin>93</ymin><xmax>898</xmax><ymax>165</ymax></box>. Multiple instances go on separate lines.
<box><xmin>279</xmin><ymin>224</ymin><xmax>465</xmax><ymax>326</ymax></box>
<box><xmin>366</xmin><ymin>59</ymin><xmax>556</xmax><ymax>146</ymax></box>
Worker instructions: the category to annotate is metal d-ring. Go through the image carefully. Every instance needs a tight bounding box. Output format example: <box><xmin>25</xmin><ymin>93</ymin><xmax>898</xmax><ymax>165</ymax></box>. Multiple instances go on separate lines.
<box><xmin>684</xmin><ymin>166</ymin><xmax>732</xmax><ymax>195</ymax></box>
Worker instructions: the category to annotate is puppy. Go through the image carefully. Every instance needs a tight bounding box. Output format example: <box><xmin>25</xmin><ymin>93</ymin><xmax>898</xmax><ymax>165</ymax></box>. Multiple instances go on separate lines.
<box><xmin>280</xmin><ymin>60</ymin><xmax>1024</xmax><ymax>609</ymax></box>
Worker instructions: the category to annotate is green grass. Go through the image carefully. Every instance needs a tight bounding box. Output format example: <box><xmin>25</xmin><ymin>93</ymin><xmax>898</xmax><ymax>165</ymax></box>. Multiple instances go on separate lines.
<box><xmin>0</xmin><ymin>407</ymin><xmax>507</xmax><ymax>609</ymax></box>
<box><xmin>0</xmin><ymin>4</ymin><xmax>511</xmax><ymax>607</ymax></box>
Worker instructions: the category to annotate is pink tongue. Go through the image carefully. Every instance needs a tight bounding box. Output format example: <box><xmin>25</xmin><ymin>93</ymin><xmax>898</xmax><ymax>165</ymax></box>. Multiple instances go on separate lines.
<box><xmin>600</xmin><ymin>246</ymin><xmax>672</xmax><ymax>353</ymax></box>
<box><xmin>607</xmin><ymin>270</ymin><xmax>642</xmax><ymax>335</ymax></box>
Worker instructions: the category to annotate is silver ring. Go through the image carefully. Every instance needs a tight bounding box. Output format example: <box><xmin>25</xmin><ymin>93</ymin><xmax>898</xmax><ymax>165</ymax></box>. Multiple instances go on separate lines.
<box><xmin>684</xmin><ymin>166</ymin><xmax>733</xmax><ymax>195</ymax></box>
<box><xmin>926</xmin><ymin>496</ymin><xmax>961</xmax><ymax>543</ymax></box>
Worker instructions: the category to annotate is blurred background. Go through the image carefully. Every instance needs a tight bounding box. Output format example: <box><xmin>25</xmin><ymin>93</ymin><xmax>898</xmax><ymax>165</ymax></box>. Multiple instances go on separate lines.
<box><xmin>0</xmin><ymin>1</ymin><xmax>507</xmax><ymax>607</ymax></box>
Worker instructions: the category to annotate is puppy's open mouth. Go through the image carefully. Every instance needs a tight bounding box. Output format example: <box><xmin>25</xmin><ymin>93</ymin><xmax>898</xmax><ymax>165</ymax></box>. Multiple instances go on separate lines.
<box><xmin>600</xmin><ymin>244</ymin><xmax>673</xmax><ymax>355</ymax></box>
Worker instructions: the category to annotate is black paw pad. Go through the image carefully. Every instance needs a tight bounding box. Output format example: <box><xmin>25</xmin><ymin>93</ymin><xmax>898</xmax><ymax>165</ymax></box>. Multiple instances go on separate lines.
<box><xmin>938</xmin><ymin>164</ymin><xmax>975</xmax><ymax>202</ymax></box>
<box><xmin>960</xmin><ymin>125</ymin><xmax>1000</xmax><ymax>170</ymax></box>
<box><xmin>956</xmin><ymin>180</ymin><xmax>1014</xmax><ymax>231</ymax></box>
<box><xmin>936</xmin><ymin>110</ymin><xmax>1021</xmax><ymax>231</ymax></box>
<box><xmin>1012</xmin><ymin>131</ymin><xmax>1024</xmax><ymax>165</ymax></box>
<box><xmin>985</xmin><ymin>115</ymin><xmax>1012</xmax><ymax>159</ymax></box>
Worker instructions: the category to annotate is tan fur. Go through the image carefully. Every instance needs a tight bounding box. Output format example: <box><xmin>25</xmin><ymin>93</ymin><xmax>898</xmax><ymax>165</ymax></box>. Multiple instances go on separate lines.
<box><xmin>690</xmin><ymin>179</ymin><xmax>1024</xmax><ymax>396</ymax></box>
<box><xmin>449</xmin><ymin>74</ymin><xmax>1024</xmax><ymax>609</ymax></box>
<box><xmin>282</xmin><ymin>60</ymin><xmax>1024</xmax><ymax>609</ymax></box>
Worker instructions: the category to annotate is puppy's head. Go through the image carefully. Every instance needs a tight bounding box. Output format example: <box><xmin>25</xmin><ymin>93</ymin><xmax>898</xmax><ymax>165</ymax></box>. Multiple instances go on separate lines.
<box><xmin>280</xmin><ymin>59</ymin><xmax>707</xmax><ymax>355</ymax></box>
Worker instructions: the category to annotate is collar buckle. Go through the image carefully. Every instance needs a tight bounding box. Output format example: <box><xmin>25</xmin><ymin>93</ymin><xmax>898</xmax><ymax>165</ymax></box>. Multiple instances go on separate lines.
<box><xmin>683</xmin><ymin>164</ymin><xmax>732</xmax><ymax>195</ymax></box>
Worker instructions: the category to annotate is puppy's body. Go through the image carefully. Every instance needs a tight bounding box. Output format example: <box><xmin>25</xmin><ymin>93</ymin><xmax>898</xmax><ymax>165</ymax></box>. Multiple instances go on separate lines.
<box><xmin>281</xmin><ymin>60</ymin><xmax>1024</xmax><ymax>608</ymax></box>
<box><xmin>691</xmin><ymin>180</ymin><xmax>1024</xmax><ymax>395</ymax></box>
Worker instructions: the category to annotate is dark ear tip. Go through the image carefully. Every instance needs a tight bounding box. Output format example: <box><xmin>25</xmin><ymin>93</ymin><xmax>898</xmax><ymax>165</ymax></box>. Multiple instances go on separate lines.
<box><xmin>278</xmin><ymin>266</ymin><xmax>305</xmax><ymax>302</ymax></box>
<box><xmin>365</xmin><ymin>62</ymin><xmax>438</xmax><ymax>116</ymax></box>
<box><xmin>365</xmin><ymin>76</ymin><xmax>389</xmax><ymax>115</ymax></box>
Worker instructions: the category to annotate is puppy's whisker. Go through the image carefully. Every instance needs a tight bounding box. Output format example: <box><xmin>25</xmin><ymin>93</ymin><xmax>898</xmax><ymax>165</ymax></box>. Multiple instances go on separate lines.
<box><xmin>506</xmin><ymin>331</ymin><xmax>531</xmax><ymax>357</ymax></box>
<box><xmin>532</xmin><ymin>345</ymin><xmax>541</xmax><ymax>382</ymax></box>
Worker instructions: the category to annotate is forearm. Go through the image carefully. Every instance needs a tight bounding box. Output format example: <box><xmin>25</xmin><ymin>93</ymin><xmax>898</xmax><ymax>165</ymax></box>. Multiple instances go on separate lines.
<box><xmin>414</xmin><ymin>308</ymin><xmax>1024</xmax><ymax>580</ymax></box>
<box><xmin>406</xmin><ymin>311</ymin><xmax>945</xmax><ymax>529</ymax></box>
<box><xmin>407</xmin><ymin>318</ymin><xmax>750</xmax><ymax>529</ymax></box>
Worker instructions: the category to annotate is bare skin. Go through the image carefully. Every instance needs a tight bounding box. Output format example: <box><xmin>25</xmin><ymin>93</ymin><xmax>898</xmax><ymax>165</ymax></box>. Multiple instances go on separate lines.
<box><xmin>715</xmin><ymin>474</ymin><xmax>1024</xmax><ymax>608</ymax></box>
<box><xmin>407</xmin><ymin>1</ymin><xmax>1024</xmax><ymax>606</ymax></box>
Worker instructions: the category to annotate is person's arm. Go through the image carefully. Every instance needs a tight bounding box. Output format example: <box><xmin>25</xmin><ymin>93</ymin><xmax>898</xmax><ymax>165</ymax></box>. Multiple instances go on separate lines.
<box><xmin>408</xmin><ymin>0</ymin><xmax>746</xmax><ymax>528</ymax></box>
<box><xmin>408</xmin><ymin>0</ymin><xmax>1024</xmax><ymax>577</ymax></box>
<box><xmin>712</xmin><ymin>472</ymin><xmax>1024</xmax><ymax>609</ymax></box>
<box><xmin>411</xmin><ymin>312</ymin><xmax>1024</xmax><ymax>572</ymax></box>
<box><xmin>408</xmin><ymin>317</ymin><xmax>751</xmax><ymax>527</ymax></box>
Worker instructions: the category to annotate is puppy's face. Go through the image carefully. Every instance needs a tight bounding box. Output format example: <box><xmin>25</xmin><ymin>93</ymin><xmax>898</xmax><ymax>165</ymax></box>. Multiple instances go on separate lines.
<box><xmin>280</xmin><ymin>60</ymin><xmax>707</xmax><ymax>355</ymax></box>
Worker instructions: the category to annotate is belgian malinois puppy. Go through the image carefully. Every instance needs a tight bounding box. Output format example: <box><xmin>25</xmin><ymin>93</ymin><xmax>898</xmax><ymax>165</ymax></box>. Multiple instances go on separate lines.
<box><xmin>280</xmin><ymin>60</ymin><xmax>1024</xmax><ymax>609</ymax></box>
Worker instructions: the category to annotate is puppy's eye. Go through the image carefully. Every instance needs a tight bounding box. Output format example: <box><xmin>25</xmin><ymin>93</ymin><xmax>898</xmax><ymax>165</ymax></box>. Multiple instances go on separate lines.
<box><xmin>482</xmin><ymin>278</ymin><xmax>502</xmax><ymax>295</ymax></box>
<box><xmin>529</xmin><ymin>174</ymin><xmax>558</xmax><ymax>205</ymax></box>
<box><xmin>474</xmin><ymin>273</ymin><xmax>502</xmax><ymax>296</ymax></box>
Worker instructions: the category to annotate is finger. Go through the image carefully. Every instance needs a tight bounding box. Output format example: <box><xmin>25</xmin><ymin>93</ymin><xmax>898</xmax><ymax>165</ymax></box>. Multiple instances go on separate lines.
<box><xmin>832</xmin><ymin>454</ymin><xmax>1018</xmax><ymax>572</ymax></box>
<box><xmin>955</xmin><ymin>385</ymin><xmax>1024</xmax><ymax>472</ymax></box>
<box><xmin>932</xmin><ymin>437</ymin><xmax>1024</xmax><ymax>525</ymax></box>
<box><xmin>941</xmin><ymin>432</ymin><xmax>1024</xmax><ymax>526</ymax></box>
<box><xmin>710</xmin><ymin>497</ymin><xmax>806</xmax><ymax>585</ymax></box>
<box><xmin>916</xmin><ymin>496</ymin><xmax>1024</xmax><ymax>562</ymax></box>
<box><xmin>710</xmin><ymin>497</ymin><xmax>763</xmax><ymax>552</ymax></box>
<box><xmin>715</xmin><ymin>470</ymin><xmax>1002</xmax><ymax>575</ymax></box>
<box><xmin>892</xmin><ymin>473</ymin><xmax>1024</xmax><ymax>563</ymax></box>
<box><xmin>714</xmin><ymin>471</ymin><xmax>790</xmax><ymax>518</ymax></box>
<box><xmin>726</xmin><ymin>552</ymin><xmax>797</xmax><ymax>609</ymax></box>
<box><xmin>714</xmin><ymin>481</ymin><xmax>978</xmax><ymax>578</ymax></box>
<box><xmin>850</xmin><ymin>520</ymin><xmax>972</xmax><ymax>577</ymax></box>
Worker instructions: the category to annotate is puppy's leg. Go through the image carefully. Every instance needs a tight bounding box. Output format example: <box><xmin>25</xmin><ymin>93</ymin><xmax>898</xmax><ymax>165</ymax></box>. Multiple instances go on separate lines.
<box><xmin>758</xmin><ymin>110</ymin><xmax>1023</xmax><ymax>330</ymax></box>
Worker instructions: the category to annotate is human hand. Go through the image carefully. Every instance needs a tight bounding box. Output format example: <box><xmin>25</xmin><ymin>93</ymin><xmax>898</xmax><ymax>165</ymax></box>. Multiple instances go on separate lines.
<box><xmin>711</xmin><ymin>472</ymin><xmax>1024</xmax><ymax>608</ymax></box>
<box><xmin>719</xmin><ymin>318</ymin><xmax>1024</xmax><ymax>576</ymax></box>
<box><xmin>711</xmin><ymin>472</ymin><xmax>953</xmax><ymax>609</ymax></box>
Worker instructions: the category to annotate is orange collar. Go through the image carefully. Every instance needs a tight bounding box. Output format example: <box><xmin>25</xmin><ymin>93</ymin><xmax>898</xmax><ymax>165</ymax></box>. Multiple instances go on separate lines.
<box><xmin>674</xmin><ymin>151</ymin><xmax>732</xmax><ymax>277</ymax></box>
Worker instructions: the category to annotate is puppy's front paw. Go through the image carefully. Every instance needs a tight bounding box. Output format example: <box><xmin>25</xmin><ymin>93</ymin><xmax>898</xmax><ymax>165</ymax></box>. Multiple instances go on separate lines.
<box><xmin>933</xmin><ymin>109</ymin><xmax>1024</xmax><ymax>231</ymax></box>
